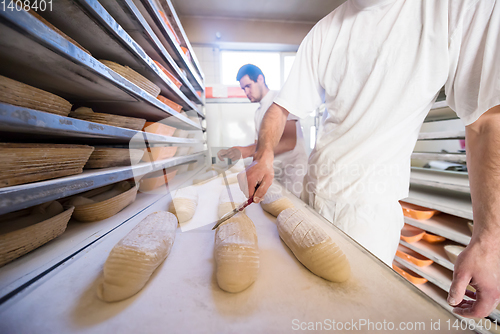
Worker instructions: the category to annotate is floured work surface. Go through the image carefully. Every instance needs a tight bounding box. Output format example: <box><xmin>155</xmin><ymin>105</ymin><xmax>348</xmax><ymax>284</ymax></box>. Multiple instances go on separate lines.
<box><xmin>0</xmin><ymin>180</ymin><xmax>467</xmax><ymax>333</ymax></box>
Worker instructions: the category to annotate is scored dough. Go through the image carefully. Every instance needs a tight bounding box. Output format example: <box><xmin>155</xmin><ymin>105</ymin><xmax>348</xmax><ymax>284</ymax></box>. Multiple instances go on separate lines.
<box><xmin>217</xmin><ymin>189</ymin><xmax>246</xmax><ymax>219</ymax></box>
<box><xmin>168</xmin><ymin>186</ymin><xmax>198</xmax><ymax>223</ymax></box>
<box><xmin>214</xmin><ymin>212</ymin><xmax>259</xmax><ymax>293</ymax></box>
<box><xmin>260</xmin><ymin>187</ymin><xmax>294</xmax><ymax>217</ymax></box>
<box><xmin>276</xmin><ymin>208</ymin><xmax>351</xmax><ymax>282</ymax></box>
<box><xmin>97</xmin><ymin>211</ymin><xmax>177</xmax><ymax>302</ymax></box>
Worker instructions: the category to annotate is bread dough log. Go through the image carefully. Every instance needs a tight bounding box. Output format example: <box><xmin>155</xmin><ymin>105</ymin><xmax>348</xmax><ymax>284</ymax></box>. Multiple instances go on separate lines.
<box><xmin>97</xmin><ymin>211</ymin><xmax>177</xmax><ymax>302</ymax></box>
<box><xmin>192</xmin><ymin>170</ymin><xmax>218</xmax><ymax>185</ymax></box>
<box><xmin>220</xmin><ymin>173</ymin><xmax>238</xmax><ymax>185</ymax></box>
<box><xmin>260</xmin><ymin>188</ymin><xmax>294</xmax><ymax>217</ymax></box>
<box><xmin>218</xmin><ymin>190</ymin><xmax>246</xmax><ymax>219</ymax></box>
<box><xmin>168</xmin><ymin>186</ymin><xmax>198</xmax><ymax>223</ymax></box>
<box><xmin>214</xmin><ymin>212</ymin><xmax>259</xmax><ymax>293</ymax></box>
<box><xmin>276</xmin><ymin>208</ymin><xmax>351</xmax><ymax>282</ymax></box>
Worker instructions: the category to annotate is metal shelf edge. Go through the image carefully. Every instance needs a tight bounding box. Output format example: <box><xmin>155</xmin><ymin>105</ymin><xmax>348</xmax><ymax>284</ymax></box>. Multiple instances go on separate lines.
<box><xmin>0</xmin><ymin>151</ymin><xmax>207</xmax><ymax>215</ymax></box>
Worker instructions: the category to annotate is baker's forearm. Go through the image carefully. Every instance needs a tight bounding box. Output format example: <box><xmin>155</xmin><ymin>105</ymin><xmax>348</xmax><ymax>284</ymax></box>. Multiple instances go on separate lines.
<box><xmin>255</xmin><ymin>103</ymin><xmax>289</xmax><ymax>159</ymax></box>
<box><xmin>466</xmin><ymin>105</ymin><xmax>500</xmax><ymax>243</ymax></box>
<box><xmin>447</xmin><ymin>105</ymin><xmax>500</xmax><ymax>318</ymax></box>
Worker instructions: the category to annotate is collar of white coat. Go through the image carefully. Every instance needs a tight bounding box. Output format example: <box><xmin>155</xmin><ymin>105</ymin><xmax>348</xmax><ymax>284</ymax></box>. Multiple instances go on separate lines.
<box><xmin>259</xmin><ymin>90</ymin><xmax>277</xmax><ymax>107</ymax></box>
<box><xmin>350</xmin><ymin>0</ymin><xmax>397</xmax><ymax>10</ymax></box>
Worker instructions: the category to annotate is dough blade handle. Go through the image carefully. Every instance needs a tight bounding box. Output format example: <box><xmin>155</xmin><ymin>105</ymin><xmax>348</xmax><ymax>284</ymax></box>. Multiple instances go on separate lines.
<box><xmin>212</xmin><ymin>196</ymin><xmax>254</xmax><ymax>230</ymax></box>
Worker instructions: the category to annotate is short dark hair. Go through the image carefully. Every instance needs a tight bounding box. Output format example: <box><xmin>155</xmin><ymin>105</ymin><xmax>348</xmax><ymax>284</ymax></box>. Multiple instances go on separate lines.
<box><xmin>236</xmin><ymin>64</ymin><xmax>265</xmax><ymax>83</ymax></box>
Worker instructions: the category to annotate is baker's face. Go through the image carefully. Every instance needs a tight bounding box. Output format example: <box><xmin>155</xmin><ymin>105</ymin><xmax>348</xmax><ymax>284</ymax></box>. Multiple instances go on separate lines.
<box><xmin>239</xmin><ymin>75</ymin><xmax>263</xmax><ymax>103</ymax></box>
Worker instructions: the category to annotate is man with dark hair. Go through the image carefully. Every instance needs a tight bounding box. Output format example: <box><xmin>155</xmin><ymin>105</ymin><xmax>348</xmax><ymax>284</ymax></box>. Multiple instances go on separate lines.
<box><xmin>218</xmin><ymin>64</ymin><xmax>308</xmax><ymax>197</ymax></box>
<box><xmin>241</xmin><ymin>0</ymin><xmax>500</xmax><ymax>319</ymax></box>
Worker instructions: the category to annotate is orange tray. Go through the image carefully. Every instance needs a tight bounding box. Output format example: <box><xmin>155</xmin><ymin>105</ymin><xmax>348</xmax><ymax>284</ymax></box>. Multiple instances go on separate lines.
<box><xmin>158</xmin><ymin>95</ymin><xmax>183</xmax><ymax>113</ymax></box>
<box><xmin>139</xmin><ymin>170</ymin><xmax>177</xmax><ymax>192</ymax></box>
<box><xmin>400</xmin><ymin>201</ymin><xmax>439</xmax><ymax>220</ymax></box>
<box><xmin>392</xmin><ymin>263</ymin><xmax>428</xmax><ymax>285</ymax></box>
<box><xmin>153</xmin><ymin>60</ymin><xmax>182</xmax><ymax>89</ymax></box>
<box><xmin>158</xmin><ymin>10</ymin><xmax>181</xmax><ymax>45</ymax></box>
<box><xmin>143</xmin><ymin>122</ymin><xmax>176</xmax><ymax>137</ymax></box>
<box><xmin>400</xmin><ymin>224</ymin><xmax>425</xmax><ymax>243</ymax></box>
<box><xmin>396</xmin><ymin>245</ymin><xmax>433</xmax><ymax>267</ymax></box>
<box><xmin>142</xmin><ymin>146</ymin><xmax>178</xmax><ymax>162</ymax></box>
<box><xmin>421</xmin><ymin>232</ymin><xmax>446</xmax><ymax>243</ymax></box>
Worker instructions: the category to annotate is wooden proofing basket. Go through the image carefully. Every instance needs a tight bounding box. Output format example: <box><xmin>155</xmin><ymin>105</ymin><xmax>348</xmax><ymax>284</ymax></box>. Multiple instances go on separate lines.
<box><xmin>69</xmin><ymin>109</ymin><xmax>146</xmax><ymax>131</ymax></box>
<box><xmin>0</xmin><ymin>143</ymin><xmax>94</xmax><ymax>188</ymax></box>
<box><xmin>85</xmin><ymin>148</ymin><xmax>144</xmax><ymax>169</ymax></box>
<box><xmin>71</xmin><ymin>183</ymin><xmax>138</xmax><ymax>222</ymax></box>
<box><xmin>0</xmin><ymin>206</ymin><xmax>74</xmax><ymax>267</ymax></box>
<box><xmin>100</xmin><ymin>60</ymin><xmax>161</xmax><ymax>97</ymax></box>
<box><xmin>0</xmin><ymin>75</ymin><xmax>72</xmax><ymax>116</ymax></box>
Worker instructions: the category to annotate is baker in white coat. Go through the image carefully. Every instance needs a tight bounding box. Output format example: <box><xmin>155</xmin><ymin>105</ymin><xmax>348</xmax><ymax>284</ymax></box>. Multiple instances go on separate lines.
<box><xmin>242</xmin><ymin>0</ymin><xmax>500</xmax><ymax>319</ymax></box>
<box><xmin>218</xmin><ymin>64</ymin><xmax>308</xmax><ymax>197</ymax></box>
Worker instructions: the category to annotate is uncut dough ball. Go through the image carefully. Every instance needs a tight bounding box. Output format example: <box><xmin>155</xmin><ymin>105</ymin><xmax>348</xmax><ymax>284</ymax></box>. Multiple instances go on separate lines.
<box><xmin>168</xmin><ymin>186</ymin><xmax>198</xmax><ymax>223</ymax></box>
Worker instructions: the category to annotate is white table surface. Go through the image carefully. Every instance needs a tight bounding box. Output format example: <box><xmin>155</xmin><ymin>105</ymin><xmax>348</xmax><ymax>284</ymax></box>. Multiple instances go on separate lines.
<box><xmin>0</xmin><ymin>179</ymin><xmax>469</xmax><ymax>333</ymax></box>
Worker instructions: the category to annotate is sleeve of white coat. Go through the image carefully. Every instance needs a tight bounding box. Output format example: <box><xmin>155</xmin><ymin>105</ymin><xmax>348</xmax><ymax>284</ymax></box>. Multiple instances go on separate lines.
<box><xmin>445</xmin><ymin>0</ymin><xmax>500</xmax><ymax>126</ymax></box>
<box><xmin>274</xmin><ymin>24</ymin><xmax>326</xmax><ymax>119</ymax></box>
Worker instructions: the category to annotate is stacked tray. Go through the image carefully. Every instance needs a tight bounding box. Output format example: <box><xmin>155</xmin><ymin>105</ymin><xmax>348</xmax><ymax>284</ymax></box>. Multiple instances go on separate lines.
<box><xmin>100</xmin><ymin>60</ymin><xmax>161</xmax><ymax>97</ymax></box>
<box><xmin>84</xmin><ymin>148</ymin><xmax>144</xmax><ymax>169</ymax></box>
<box><xmin>0</xmin><ymin>143</ymin><xmax>94</xmax><ymax>188</ymax></box>
<box><xmin>138</xmin><ymin>169</ymin><xmax>178</xmax><ymax>192</ymax></box>
<box><xmin>69</xmin><ymin>107</ymin><xmax>146</xmax><ymax>131</ymax></box>
<box><xmin>158</xmin><ymin>95</ymin><xmax>182</xmax><ymax>113</ymax></box>
<box><xmin>0</xmin><ymin>202</ymin><xmax>74</xmax><ymax>267</ymax></box>
<box><xmin>153</xmin><ymin>60</ymin><xmax>182</xmax><ymax>88</ymax></box>
<box><xmin>143</xmin><ymin>122</ymin><xmax>176</xmax><ymax>137</ymax></box>
<box><xmin>0</xmin><ymin>75</ymin><xmax>72</xmax><ymax>116</ymax></box>
<box><xmin>142</xmin><ymin>145</ymin><xmax>178</xmax><ymax>162</ymax></box>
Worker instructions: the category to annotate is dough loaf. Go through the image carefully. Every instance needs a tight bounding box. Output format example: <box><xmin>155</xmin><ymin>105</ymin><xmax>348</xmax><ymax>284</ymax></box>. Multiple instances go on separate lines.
<box><xmin>97</xmin><ymin>211</ymin><xmax>177</xmax><ymax>302</ymax></box>
<box><xmin>214</xmin><ymin>212</ymin><xmax>259</xmax><ymax>293</ymax></box>
<box><xmin>217</xmin><ymin>189</ymin><xmax>246</xmax><ymax>219</ymax></box>
<box><xmin>168</xmin><ymin>186</ymin><xmax>198</xmax><ymax>223</ymax></box>
<box><xmin>276</xmin><ymin>208</ymin><xmax>350</xmax><ymax>282</ymax></box>
<box><xmin>260</xmin><ymin>187</ymin><xmax>294</xmax><ymax>217</ymax></box>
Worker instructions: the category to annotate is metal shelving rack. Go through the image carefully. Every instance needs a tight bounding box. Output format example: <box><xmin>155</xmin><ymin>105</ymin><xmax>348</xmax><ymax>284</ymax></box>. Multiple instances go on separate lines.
<box><xmin>0</xmin><ymin>8</ymin><xmax>200</xmax><ymax>128</ymax></box>
<box><xmin>400</xmin><ymin>101</ymin><xmax>500</xmax><ymax>326</ymax></box>
<box><xmin>0</xmin><ymin>1</ymin><xmax>208</xmax><ymax>304</ymax></box>
<box><xmin>131</xmin><ymin>0</ymin><xmax>205</xmax><ymax>92</ymax></box>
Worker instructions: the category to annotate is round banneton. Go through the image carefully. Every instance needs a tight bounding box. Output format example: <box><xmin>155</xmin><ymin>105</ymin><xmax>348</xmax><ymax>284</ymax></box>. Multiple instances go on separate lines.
<box><xmin>69</xmin><ymin>110</ymin><xmax>146</xmax><ymax>131</ymax></box>
<box><xmin>0</xmin><ymin>206</ymin><xmax>74</xmax><ymax>267</ymax></box>
<box><xmin>100</xmin><ymin>60</ymin><xmax>161</xmax><ymax>97</ymax></box>
<box><xmin>0</xmin><ymin>75</ymin><xmax>72</xmax><ymax>116</ymax></box>
<box><xmin>72</xmin><ymin>183</ymin><xmax>138</xmax><ymax>222</ymax></box>
<box><xmin>0</xmin><ymin>144</ymin><xmax>94</xmax><ymax>188</ymax></box>
<box><xmin>85</xmin><ymin>148</ymin><xmax>144</xmax><ymax>169</ymax></box>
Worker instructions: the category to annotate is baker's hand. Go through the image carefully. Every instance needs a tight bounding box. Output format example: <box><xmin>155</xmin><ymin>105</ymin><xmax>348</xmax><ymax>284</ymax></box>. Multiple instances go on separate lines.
<box><xmin>217</xmin><ymin>147</ymin><xmax>242</xmax><ymax>161</ymax></box>
<box><xmin>237</xmin><ymin>150</ymin><xmax>274</xmax><ymax>203</ymax></box>
<box><xmin>448</xmin><ymin>237</ymin><xmax>500</xmax><ymax>318</ymax></box>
